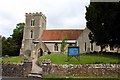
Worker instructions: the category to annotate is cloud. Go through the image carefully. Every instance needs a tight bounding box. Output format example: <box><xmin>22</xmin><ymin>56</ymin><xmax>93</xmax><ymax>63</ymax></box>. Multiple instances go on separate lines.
<box><xmin>47</xmin><ymin>0</ymin><xmax>90</xmax><ymax>29</ymax></box>
<box><xmin>0</xmin><ymin>0</ymin><xmax>90</xmax><ymax>37</ymax></box>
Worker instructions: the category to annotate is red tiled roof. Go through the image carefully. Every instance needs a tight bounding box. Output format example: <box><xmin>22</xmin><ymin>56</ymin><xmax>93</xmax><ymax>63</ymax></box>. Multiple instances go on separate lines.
<box><xmin>38</xmin><ymin>29</ymin><xmax>84</xmax><ymax>41</ymax></box>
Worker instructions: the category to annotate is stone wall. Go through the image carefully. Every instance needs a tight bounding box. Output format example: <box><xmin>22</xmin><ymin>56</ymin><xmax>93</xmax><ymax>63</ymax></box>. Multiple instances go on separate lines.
<box><xmin>2</xmin><ymin>62</ymin><xmax>32</xmax><ymax>77</ymax></box>
<box><xmin>41</xmin><ymin>64</ymin><xmax>120</xmax><ymax>77</ymax></box>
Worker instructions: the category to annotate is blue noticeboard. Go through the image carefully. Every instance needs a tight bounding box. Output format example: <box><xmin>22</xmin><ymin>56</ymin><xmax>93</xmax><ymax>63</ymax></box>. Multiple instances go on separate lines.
<box><xmin>68</xmin><ymin>47</ymin><xmax>79</xmax><ymax>56</ymax></box>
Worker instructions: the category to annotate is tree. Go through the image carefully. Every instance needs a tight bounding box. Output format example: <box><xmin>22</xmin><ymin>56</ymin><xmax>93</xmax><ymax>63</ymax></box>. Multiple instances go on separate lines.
<box><xmin>2</xmin><ymin>23</ymin><xmax>25</xmax><ymax>56</ymax></box>
<box><xmin>2</xmin><ymin>36</ymin><xmax>7</xmax><ymax>56</ymax></box>
<box><xmin>11</xmin><ymin>23</ymin><xmax>24</xmax><ymax>45</ymax></box>
<box><xmin>61</xmin><ymin>37</ymin><xmax>68</xmax><ymax>53</ymax></box>
<box><xmin>0</xmin><ymin>36</ymin><xmax>2</xmax><ymax>56</ymax></box>
<box><xmin>2</xmin><ymin>36</ymin><xmax>12</xmax><ymax>56</ymax></box>
<box><xmin>11</xmin><ymin>23</ymin><xmax>25</xmax><ymax>55</ymax></box>
<box><xmin>86</xmin><ymin>2</ymin><xmax>120</xmax><ymax>51</ymax></box>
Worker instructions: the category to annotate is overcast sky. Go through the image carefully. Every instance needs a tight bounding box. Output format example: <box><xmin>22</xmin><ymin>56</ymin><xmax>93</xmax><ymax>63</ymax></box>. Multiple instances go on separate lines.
<box><xmin>0</xmin><ymin>0</ymin><xmax>90</xmax><ymax>37</ymax></box>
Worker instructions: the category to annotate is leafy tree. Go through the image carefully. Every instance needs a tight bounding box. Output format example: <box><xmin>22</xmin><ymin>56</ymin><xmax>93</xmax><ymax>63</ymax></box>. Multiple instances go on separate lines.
<box><xmin>61</xmin><ymin>37</ymin><xmax>68</xmax><ymax>53</ymax></box>
<box><xmin>88</xmin><ymin>32</ymin><xmax>94</xmax><ymax>44</ymax></box>
<box><xmin>0</xmin><ymin>36</ymin><xmax>2</xmax><ymax>56</ymax></box>
<box><xmin>11</xmin><ymin>23</ymin><xmax>25</xmax><ymax>55</ymax></box>
<box><xmin>11</xmin><ymin>23</ymin><xmax>24</xmax><ymax>45</ymax></box>
<box><xmin>2</xmin><ymin>37</ymin><xmax>7</xmax><ymax>55</ymax></box>
<box><xmin>86</xmin><ymin>2</ymin><xmax>120</xmax><ymax>51</ymax></box>
<box><xmin>2</xmin><ymin>23</ymin><xmax>25</xmax><ymax>56</ymax></box>
<box><xmin>2</xmin><ymin>36</ymin><xmax>12</xmax><ymax>56</ymax></box>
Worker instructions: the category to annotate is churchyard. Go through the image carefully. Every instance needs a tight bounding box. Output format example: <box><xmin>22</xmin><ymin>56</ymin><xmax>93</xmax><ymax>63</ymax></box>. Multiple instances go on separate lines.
<box><xmin>1</xmin><ymin>52</ymin><xmax>120</xmax><ymax>79</ymax></box>
<box><xmin>1</xmin><ymin>56</ymin><xmax>25</xmax><ymax>63</ymax></box>
<box><xmin>1</xmin><ymin>53</ymin><xmax>119</xmax><ymax>64</ymax></box>
<box><xmin>38</xmin><ymin>53</ymin><xmax>119</xmax><ymax>64</ymax></box>
<box><xmin>39</xmin><ymin>53</ymin><xmax>119</xmax><ymax>79</ymax></box>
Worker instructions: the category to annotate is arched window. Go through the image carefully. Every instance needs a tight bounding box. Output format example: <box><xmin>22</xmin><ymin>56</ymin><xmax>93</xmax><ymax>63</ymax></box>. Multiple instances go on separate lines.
<box><xmin>30</xmin><ymin>30</ymin><xmax>33</xmax><ymax>38</ymax></box>
<box><xmin>30</xmin><ymin>19</ymin><xmax>35</xmax><ymax>26</ymax></box>
<box><xmin>54</xmin><ymin>43</ymin><xmax>58</xmax><ymax>51</ymax></box>
<box><xmin>91</xmin><ymin>43</ymin><xmax>93</xmax><ymax>51</ymax></box>
<box><xmin>85</xmin><ymin>42</ymin><xmax>86</xmax><ymax>51</ymax></box>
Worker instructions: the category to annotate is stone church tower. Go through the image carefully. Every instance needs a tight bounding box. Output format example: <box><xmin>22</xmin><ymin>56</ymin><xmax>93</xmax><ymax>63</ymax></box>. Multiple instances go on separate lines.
<box><xmin>20</xmin><ymin>12</ymin><xmax>46</xmax><ymax>55</ymax></box>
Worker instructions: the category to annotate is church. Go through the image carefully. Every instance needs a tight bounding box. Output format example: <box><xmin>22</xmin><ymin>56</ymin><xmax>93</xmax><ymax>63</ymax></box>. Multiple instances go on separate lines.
<box><xmin>20</xmin><ymin>12</ymin><xmax>101</xmax><ymax>56</ymax></box>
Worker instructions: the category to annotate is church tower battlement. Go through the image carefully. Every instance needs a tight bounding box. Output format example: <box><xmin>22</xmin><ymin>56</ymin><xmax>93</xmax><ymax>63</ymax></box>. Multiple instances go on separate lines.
<box><xmin>20</xmin><ymin>12</ymin><xmax>46</xmax><ymax>55</ymax></box>
<box><xmin>25</xmin><ymin>12</ymin><xmax>46</xmax><ymax>18</ymax></box>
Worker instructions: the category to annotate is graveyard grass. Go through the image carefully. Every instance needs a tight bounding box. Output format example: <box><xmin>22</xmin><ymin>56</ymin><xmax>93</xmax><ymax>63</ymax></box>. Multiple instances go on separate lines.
<box><xmin>38</xmin><ymin>53</ymin><xmax>119</xmax><ymax>64</ymax></box>
<box><xmin>1</xmin><ymin>53</ymin><xmax>119</xmax><ymax>64</ymax></box>
<box><xmin>42</xmin><ymin>75</ymin><xmax>119</xmax><ymax>80</ymax></box>
<box><xmin>2</xmin><ymin>56</ymin><xmax>25</xmax><ymax>63</ymax></box>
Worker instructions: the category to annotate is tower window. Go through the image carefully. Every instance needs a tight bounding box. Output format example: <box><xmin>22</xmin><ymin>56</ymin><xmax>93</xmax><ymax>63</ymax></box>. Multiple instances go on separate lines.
<box><xmin>54</xmin><ymin>43</ymin><xmax>58</xmax><ymax>51</ymax></box>
<box><xmin>30</xmin><ymin>30</ymin><xmax>33</xmax><ymax>38</ymax></box>
<box><xmin>30</xmin><ymin>19</ymin><xmax>35</xmax><ymax>26</ymax></box>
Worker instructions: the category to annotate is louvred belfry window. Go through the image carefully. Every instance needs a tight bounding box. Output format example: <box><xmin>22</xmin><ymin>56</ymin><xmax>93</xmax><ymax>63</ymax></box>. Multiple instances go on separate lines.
<box><xmin>30</xmin><ymin>19</ymin><xmax>35</xmax><ymax>26</ymax></box>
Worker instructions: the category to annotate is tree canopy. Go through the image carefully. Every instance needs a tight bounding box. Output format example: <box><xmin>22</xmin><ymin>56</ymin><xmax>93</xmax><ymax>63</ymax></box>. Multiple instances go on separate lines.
<box><xmin>2</xmin><ymin>23</ymin><xmax>25</xmax><ymax>56</ymax></box>
<box><xmin>86</xmin><ymin>2</ymin><xmax>120</xmax><ymax>48</ymax></box>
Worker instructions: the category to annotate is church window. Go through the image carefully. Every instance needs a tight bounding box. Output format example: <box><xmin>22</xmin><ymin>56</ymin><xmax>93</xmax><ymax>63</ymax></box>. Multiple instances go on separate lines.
<box><xmin>91</xmin><ymin>43</ymin><xmax>93</xmax><ymax>51</ymax></box>
<box><xmin>30</xmin><ymin>19</ymin><xmax>35</xmax><ymax>26</ymax></box>
<box><xmin>85</xmin><ymin>42</ymin><xmax>86</xmax><ymax>51</ymax></box>
<box><xmin>30</xmin><ymin>30</ymin><xmax>33</xmax><ymax>38</ymax></box>
<box><xmin>54</xmin><ymin>43</ymin><xmax>58</xmax><ymax>51</ymax></box>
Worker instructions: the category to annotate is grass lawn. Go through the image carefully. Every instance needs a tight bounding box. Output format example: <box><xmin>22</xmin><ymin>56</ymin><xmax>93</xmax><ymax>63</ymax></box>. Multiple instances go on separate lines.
<box><xmin>38</xmin><ymin>53</ymin><xmax>119</xmax><ymax>64</ymax></box>
<box><xmin>1</xmin><ymin>56</ymin><xmax>25</xmax><ymax>63</ymax></box>
<box><xmin>42</xmin><ymin>75</ymin><xmax>119</xmax><ymax>80</ymax></box>
<box><xmin>42</xmin><ymin>78</ymin><xmax>119</xmax><ymax>80</ymax></box>
<box><xmin>1</xmin><ymin>53</ymin><xmax>119</xmax><ymax>64</ymax></box>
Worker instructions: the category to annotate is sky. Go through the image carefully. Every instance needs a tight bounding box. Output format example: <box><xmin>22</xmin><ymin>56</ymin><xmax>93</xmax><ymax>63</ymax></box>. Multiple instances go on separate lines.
<box><xmin>0</xmin><ymin>0</ymin><xmax>90</xmax><ymax>37</ymax></box>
